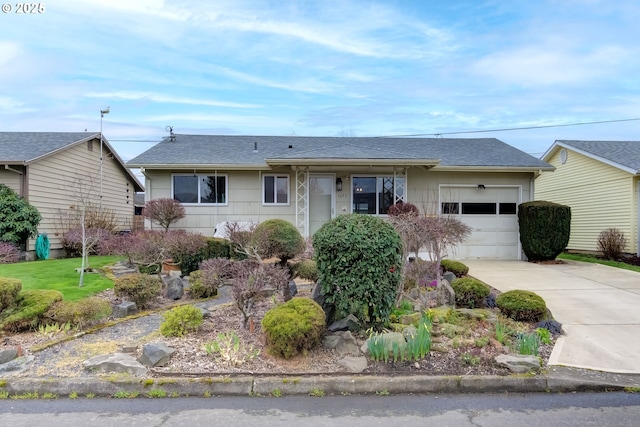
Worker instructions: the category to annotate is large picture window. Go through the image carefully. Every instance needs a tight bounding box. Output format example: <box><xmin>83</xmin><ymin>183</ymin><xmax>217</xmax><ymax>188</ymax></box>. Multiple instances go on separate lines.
<box><xmin>172</xmin><ymin>174</ymin><xmax>227</xmax><ymax>204</ymax></box>
<box><xmin>263</xmin><ymin>175</ymin><xmax>289</xmax><ymax>205</ymax></box>
<box><xmin>352</xmin><ymin>176</ymin><xmax>405</xmax><ymax>215</ymax></box>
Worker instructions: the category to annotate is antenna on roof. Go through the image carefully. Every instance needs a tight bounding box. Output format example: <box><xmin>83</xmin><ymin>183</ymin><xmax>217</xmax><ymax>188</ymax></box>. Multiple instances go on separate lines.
<box><xmin>165</xmin><ymin>125</ymin><xmax>175</xmax><ymax>142</ymax></box>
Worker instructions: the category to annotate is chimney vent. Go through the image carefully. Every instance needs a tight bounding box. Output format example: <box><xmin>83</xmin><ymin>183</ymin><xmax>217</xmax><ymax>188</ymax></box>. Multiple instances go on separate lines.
<box><xmin>253</xmin><ymin>142</ymin><xmax>258</xmax><ymax>152</ymax></box>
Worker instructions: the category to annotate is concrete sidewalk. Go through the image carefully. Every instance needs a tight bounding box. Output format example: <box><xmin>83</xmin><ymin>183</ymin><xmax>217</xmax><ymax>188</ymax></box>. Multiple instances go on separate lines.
<box><xmin>464</xmin><ymin>259</ymin><xmax>640</xmax><ymax>374</ymax></box>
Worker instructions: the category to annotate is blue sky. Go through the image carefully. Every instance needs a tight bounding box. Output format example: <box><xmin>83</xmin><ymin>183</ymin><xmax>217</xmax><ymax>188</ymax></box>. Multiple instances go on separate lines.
<box><xmin>2</xmin><ymin>0</ymin><xmax>640</xmax><ymax>161</ymax></box>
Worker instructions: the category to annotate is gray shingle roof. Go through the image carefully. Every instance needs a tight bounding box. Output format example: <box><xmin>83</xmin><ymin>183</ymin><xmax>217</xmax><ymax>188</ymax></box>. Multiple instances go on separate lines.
<box><xmin>0</xmin><ymin>132</ymin><xmax>99</xmax><ymax>162</ymax></box>
<box><xmin>556</xmin><ymin>140</ymin><xmax>640</xmax><ymax>173</ymax></box>
<box><xmin>127</xmin><ymin>135</ymin><xmax>552</xmax><ymax>169</ymax></box>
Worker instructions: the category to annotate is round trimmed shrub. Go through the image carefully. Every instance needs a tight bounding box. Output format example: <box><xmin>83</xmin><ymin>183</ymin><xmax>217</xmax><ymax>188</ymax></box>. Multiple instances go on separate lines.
<box><xmin>440</xmin><ymin>260</ymin><xmax>469</xmax><ymax>277</ymax></box>
<box><xmin>114</xmin><ymin>273</ymin><xmax>162</xmax><ymax>309</ymax></box>
<box><xmin>451</xmin><ymin>277</ymin><xmax>490</xmax><ymax>308</ymax></box>
<box><xmin>496</xmin><ymin>290</ymin><xmax>547</xmax><ymax>322</ymax></box>
<box><xmin>261</xmin><ymin>297</ymin><xmax>326</xmax><ymax>359</ymax></box>
<box><xmin>0</xmin><ymin>277</ymin><xmax>22</xmax><ymax>311</ymax></box>
<box><xmin>292</xmin><ymin>259</ymin><xmax>318</xmax><ymax>282</ymax></box>
<box><xmin>253</xmin><ymin>219</ymin><xmax>305</xmax><ymax>266</ymax></box>
<box><xmin>188</xmin><ymin>270</ymin><xmax>218</xmax><ymax>299</ymax></box>
<box><xmin>160</xmin><ymin>304</ymin><xmax>204</xmax><ymax>337</ymax></box>
<box><xmin>313</xmin><ymin>214</ymin><xmax>403</xmax><ymax>328</ymax></box>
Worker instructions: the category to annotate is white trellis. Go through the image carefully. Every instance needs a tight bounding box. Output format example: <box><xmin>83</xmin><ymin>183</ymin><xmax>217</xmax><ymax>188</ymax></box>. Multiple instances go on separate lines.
<box><xmin>295</xmin><ymin>167</ymin><xmax>309</xmax><ymax>237</ymax></box>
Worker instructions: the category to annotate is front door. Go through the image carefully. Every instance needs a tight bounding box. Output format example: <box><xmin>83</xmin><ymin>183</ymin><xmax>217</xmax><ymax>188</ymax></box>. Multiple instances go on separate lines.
<box><xmin>309</xmin><ymin>174</ymin><xmax>335</xmax><ymax>236</ymax></box>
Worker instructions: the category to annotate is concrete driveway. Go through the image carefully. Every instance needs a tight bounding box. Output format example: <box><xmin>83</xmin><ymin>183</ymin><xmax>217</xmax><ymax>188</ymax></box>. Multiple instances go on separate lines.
<box><xmin>464</xmin><ymin>260</ymin><xmax>640</xmax><ymax>374</ymax></box>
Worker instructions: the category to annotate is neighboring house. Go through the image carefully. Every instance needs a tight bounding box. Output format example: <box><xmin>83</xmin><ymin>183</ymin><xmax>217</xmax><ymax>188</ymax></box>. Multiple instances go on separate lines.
<box><xmin>127</xmin><ymin>135</ymin><xmax>553</xmax><ymax>260</ymax></box>
<box><xmin>536</xmin><ymin>140</ymin><xmax>640</xmax><ymax>256</ymax></box>
<box><xmin>0</xmin><ymin>132</ymin><xmax>144</xmax><ymax>257</ymax></box>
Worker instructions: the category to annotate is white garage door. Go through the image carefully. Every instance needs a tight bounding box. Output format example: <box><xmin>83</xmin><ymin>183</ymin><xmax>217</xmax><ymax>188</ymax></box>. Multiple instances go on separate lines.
<box><xmin>440</xmin><ymin>186</ymin><xmax>521</xmax><ymax>260</ymax></box>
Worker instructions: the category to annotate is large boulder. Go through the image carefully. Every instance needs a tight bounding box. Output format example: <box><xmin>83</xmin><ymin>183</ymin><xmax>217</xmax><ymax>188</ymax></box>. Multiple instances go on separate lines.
<box><xmin>83</xmin><ymin>353</ymin><xmax>147</xmax><ymax>376</ymax></box>
<box><xmin>163</xmin><ymin>274</ymin><xmax>185</xmax><ymax>300</ymax></box>
<box><xmin>138</xmin><ymin>342</ymin><xmax>176</xmax><ymax>367</ymax></box>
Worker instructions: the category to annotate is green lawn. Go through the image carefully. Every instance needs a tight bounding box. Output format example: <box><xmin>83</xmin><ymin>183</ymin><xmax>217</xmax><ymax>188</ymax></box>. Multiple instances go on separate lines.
<box><xmin>0</xmin><ymin>256</ymin><xmax>123</xmax><ymax>301</ymax></box>
<box><xmin>558</xmin><ymin>252</ymin><xmax>640</xmax><ymax>273</ymax></box>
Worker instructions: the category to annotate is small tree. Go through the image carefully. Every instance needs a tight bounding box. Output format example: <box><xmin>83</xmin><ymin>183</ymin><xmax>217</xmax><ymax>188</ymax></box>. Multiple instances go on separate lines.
<box><xmin>0</xmin><ymin>184</ymin><xmax>41</xmax><ymax>250</ymax></box>
<box><xmin>252</xmin><ymin>219</ymin><xmax>305</xmax><ymax>301</ymax></box>
<box><xmin>143</xmin><ymin>198</ymin><xmax>186</xmax><ymax>232</ymax></box>
<box><xmin>598</xmin><ymin>228</ymin><xmax>627</xmax><ymax>260</ymax></box>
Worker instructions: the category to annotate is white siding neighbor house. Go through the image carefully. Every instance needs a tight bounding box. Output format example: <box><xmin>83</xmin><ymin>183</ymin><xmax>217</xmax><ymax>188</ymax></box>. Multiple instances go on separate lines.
<box><xmin>127</xmin><ymin>135</ymin><xmax>553</xmax><ymax>260</ymax></box>
<box><xmin>536</xmin><ymin>140</ymin><xmax>640</xmax><ymax>256</ymax></box>
<box><xmin>0</xmin><ymin>132</ymin><xmax>144</xmax><ymax>257</ymax></box>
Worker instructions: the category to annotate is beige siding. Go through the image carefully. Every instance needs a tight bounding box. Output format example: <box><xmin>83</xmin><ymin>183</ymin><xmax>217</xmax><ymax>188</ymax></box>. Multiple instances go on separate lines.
<box><xmin>535</xmin><ymin>148</ymin><xmax>637</xmax><ymax>254</ymax></box>
<box><xmin>143</xmin><ymin>170</ymin><xmax>295</xmax><ymax>235</ymax></box>
<box><xmin>26</xmin><ymin>140</ymin><xmax>138</xmax><ymax>252</ymax></box>
<box><xmin>144</xmin><ymin>167</ymin><xmax>535</xmax><ymax>243</ymax></box>
<box><xmin>0</xmin><ymin>166</ymin><xmax>25</xmax><ymax>195</ymax></box>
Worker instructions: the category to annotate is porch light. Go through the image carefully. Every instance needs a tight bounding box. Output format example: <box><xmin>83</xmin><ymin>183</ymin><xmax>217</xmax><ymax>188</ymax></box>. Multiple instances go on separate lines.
<box><xmin>336</xmin><ymin>177</ymin><xmax>343</xmax><ymax>192</ymax></box>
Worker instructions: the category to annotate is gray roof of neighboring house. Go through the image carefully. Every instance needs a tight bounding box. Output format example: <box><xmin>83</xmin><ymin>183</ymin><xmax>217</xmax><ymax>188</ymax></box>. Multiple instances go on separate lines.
<box><xmin>0</xmin><ymin>132</ymin><xmax>144</xmax><ymax>191</ymax></box>
<box><xmin>0</xmin><ymin>132</ymin><xmax>99</xmax><ymax>162</ymax></box>
<box><xmin>127</xmin><ymin>134</ymin><xmax>553</xmax><ymax>170</ymax></box>
<box><xmin>553</xmin><ymin>140</ymin><xmax>640</xmax><ymax>174</ymax></box>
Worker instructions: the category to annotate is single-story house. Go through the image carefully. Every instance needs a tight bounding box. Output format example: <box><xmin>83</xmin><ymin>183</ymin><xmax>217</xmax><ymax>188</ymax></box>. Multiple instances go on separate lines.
<box><xmin>0</xmin><ymin>132</ymin><xmax>144</xmax><ymax>257</ymax></box>
<box><xmin>127</xmin><ymin>135</ymin><xmax>553</xmax><ymax>260</ymax></box>
<box><xmin>535</xmin><ymin>140</ymin><xmax>640</xmax><ymax>256</ymax></box>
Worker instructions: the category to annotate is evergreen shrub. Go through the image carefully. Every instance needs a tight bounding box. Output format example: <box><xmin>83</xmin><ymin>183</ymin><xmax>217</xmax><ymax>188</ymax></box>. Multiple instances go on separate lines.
<box><xmin>0</xmin><ymin>277</ymin><xmax>22</xmax><ymax>311</ymax></box>
<box><xmin>440</xmin><ymin>260</ymin><xmax>469</xmax><ymax>277</ymax></box>
<box><xmin>45</xmin><ymin>297</ymin><xmax>112</xmax><ymax>329</ymax></box>
<box><xmin>291</xmin><ymin>259</ymin><xmax>318</xmax><ymax>282</ymax></box>
<box><xmin>0</xmin><ymin>289</ymin><xmax>63</xmax><ymax>332</ymax></box>
<box><xmin>518</xmin><ymin>201</ymin><xmax>571</xmax><ymax>261</ymax></box>
<box><xmin>261</xmin><ymin>297</ymin><xmax>325</xmax><ymax>359</ymax></box>
<box><xmin>114</xmin><ymin>273</ymin><xmax>162</xmax><ymax>309</ymax></box>
<box><xmin>451</xmin><ymin>277</ymin><xmax>490</xmax><ymax>308</ymax></box>
<box><xmin>160</xmin><ymin>304</ymin><xmax>204</xmax><ymax>337</ymax></box>
<box><xmin>313</xmin><ymin>214</ymin><xmax>403</xmax><ymax>328</ymax></box>
<box><xmin>496</xmin><ymin>290</ymin><xmax>547</xmax><ymax>322</ymax></box>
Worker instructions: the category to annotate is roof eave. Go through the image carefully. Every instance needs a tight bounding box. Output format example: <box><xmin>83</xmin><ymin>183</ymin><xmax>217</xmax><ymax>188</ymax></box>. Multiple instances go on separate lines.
<box><xmin>265</xmin><ymin>158</ymin><xmax>440</xmax><ymax>167</ymax></box>
<box><xmin>432</xmin><ymin>165</ymin><xmax>556</xmax><ymax>173</ymax></box>
<box><xmin>130</xmin><ymin>163</ymin><xmax>271</xmax><ymax>171</ymax></box>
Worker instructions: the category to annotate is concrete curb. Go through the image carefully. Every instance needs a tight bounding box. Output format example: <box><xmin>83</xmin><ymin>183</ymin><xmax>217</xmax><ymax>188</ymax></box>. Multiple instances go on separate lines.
<box><xmin>3</xmin><ymin>368</ymin><xmax>640</xmax><ymax>398</ymax></box>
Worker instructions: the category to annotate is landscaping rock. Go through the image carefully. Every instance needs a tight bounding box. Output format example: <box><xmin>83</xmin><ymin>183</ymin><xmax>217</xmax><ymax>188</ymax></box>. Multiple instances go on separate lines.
<box><xmin>337</xmin><ymin>356</ymin><xmax>368</xmax><ymax>373</ymax></box>
<box><xmin>163</xmin><ymin>275</ymin><xmax>185</xmax><ymax>300</ymax></box>
<box><xmin>328</xmin><ymin>314</ymin><xmax>360</xmax><ymax>332</ymax></box>
<box><xmin>438</xmin><ymin>279</ymin><xmax>456</xmax><ymax>307</ymax></box>
<box><xmin>443</xmin><ymin>271</ymin><xmax>456</xmax><ymax>283</ymax></box>
<box><xmin>323</xmin><ymin>331</ymin><xmax>360</xmax><ymax>356</ymax></box>
<box><xmin>399</xmin><ymin>312</ymin><xmax>421</xmax><ymax>325</ymax></box>
<box><xmin>360</xmin><ymin>331</ymin><xmax>405</xmax><ymax>356</ymax></box>
<box><xmin>0</xmin><ymin>348</ymin><xmax>19</xmax><ymax>365</ymax></box>
<box><xmin>495</xmin><ymin>354</ymin><xmax>542</xmax><ymax>373</ymax></box>
<box><xmin>0</xmin><ymin>355</ymin><xmax>34</xmax><ymax>374</ymax></box>
<box><xmin>457</xmin><ymin>308</ymin><xmax>497</xmax><ymax>322</ymax></box>
<box><xmin>288</xmin><ymin>280</ymin><xmax>298</xmax><ymax>298</ymax></box>
<box><xmin>82</xmin><ymin>353</ymin><xmax>147</xmax><ymax>376</ymax></box>
<box><xmin>311</xmin><ymin>281</ymin><xmax>335</xmax><ymax>324</ymax></box>
<box><xmin>138</xmin><ymin>342</ymin><xmax>176</xmax><ymax>367</ymax></box>
<box><xmin>113</xmin><ymin>301</ymin><xmax>137</xmax><ymax>318</ymax></box>
<box><xmin>402</xmin><ymin>325</ymin><xmax>418</xmax><ymax>340</ymax></box>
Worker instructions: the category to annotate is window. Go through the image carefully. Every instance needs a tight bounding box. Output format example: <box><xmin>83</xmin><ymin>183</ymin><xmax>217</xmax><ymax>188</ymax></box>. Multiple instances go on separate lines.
<box><xmin>461</xmin><ymin>202</ymin><xmax>496</xmax><ymax>215</ymax></box>
<box><xmin>441</xmin><ymin>202</ymin><xmax>460</xmax><ymax>214</ymax></box>
<box><xmin>352</xmin><ymin>176</ymin><xmax>405</xmax><ymax>215</ymax></box>
<box><xmin>263</xmin><ymin>175</ymin><xmax>289</xmax><ymax>205</ymax></box>
<box><xmin>499</xmin><ymin>203</ymin><xmax>517</xmax><ymax>215</ymax></box>
<box><xmin>172</xmin><ymin>174</ymin><xmax>227</xmax><ymax>204</ymax></box>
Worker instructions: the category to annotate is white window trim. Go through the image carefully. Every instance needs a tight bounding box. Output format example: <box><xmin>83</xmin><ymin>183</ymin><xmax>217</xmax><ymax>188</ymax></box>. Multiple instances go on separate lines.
<box><xmin>171</xmin><ymin>173</ymin><xmax>229</xmax><ymax>206</ymax></box>
<box><xmin>262</xmin><ymin>174</ymin><xmax>291</xmax><ymax>206</ymax></box>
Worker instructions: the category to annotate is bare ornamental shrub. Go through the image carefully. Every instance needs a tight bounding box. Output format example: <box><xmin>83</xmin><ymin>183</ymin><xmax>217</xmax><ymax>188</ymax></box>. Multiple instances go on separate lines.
<box><xmin>387</xmin><ymin>202</ymin><xmax>420</xmax><ymax>217</ymax></box>
<box><xmin>232</xmin><ymin>262</ymin><xmax>289</xmax><ymax>329</ymax></box>
<box><xmin>190</xmin><ymin>257</ymin><xmax>238</xmax><ymax>298</ymax></box>
<box><xmin>0</xmin><ymin>241</ymin><xmax>20</xmax><ymax>264</ymax></box>
<box><xmin>143</xmin><ymin>198</ymin><xmax>186</xmax><ymax>231</ymax></box>
<box><xmin>62</xmin><ymin>227</ymin><xmax>112</xmax><ymax>258</ymax></box>
<box><xmin>597</xmin><ymin>228</ymin><xmax>627</xmax><ymax>260</ymax></box>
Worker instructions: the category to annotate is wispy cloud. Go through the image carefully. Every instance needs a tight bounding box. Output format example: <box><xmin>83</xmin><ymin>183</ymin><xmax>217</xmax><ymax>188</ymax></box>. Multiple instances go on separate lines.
<box><xmin>85</xmin><ymin>91</ymin><xmax>261</xmax><ymax>108</ymax></box>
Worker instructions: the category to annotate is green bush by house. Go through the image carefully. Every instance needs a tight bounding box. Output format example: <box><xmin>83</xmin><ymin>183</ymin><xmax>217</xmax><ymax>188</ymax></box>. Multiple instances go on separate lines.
<box><xmin>440</xmin><ymin>260</ymin><xmax>469</xmax><ymax>277</ymax></box>
<box><xmin>313</xmin><ymin>214</ymin><xmax>403</xmax><ymax>328</ymax></box>
<box><xmin>0</xmin><ymin>289</ymin><xmax>63</xmax><ymax>332</ymax></box>
<box><xmin>0</xmin><ymin>277</ymin><xmax>22</xmax><ymax>311</ymax></box>
<box><xmin>518</xmin><ymin>201</ymin><xmax>571</xmax><ymax>261</ymax></box>
<box><xmin>160</xmin><ymin>305</ymin><xmax>204</xmax><ymax>337</ymax></box>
